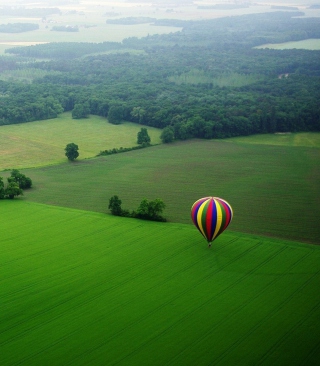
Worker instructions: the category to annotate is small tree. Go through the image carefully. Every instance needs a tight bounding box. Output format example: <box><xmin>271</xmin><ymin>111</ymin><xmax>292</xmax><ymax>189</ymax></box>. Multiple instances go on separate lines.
<box><xmin>136</xmin><ymin>198</ymin><xmax>166</xmax><ymax>221</ymax></box>
<box><xmin>65</xmin><ymin>143</ymin><xmax>79</xmax><ymax>161</ymax></box>
<box><xmin>10</xmin><ymin>169</ymin><xmax>32</xmax><ymax>189</ymax></box>
<box><xmin>108</xmin><ymin>195</ymin><xmax>123</xmax><ymax>216</ymax></box>
<box><xmin>72</xmin><ymin>103</ymin><xmax>90</xmax><ymax>119</ymax></box>
<box><xmin>131</xmin><ymin>107</ymin><xmax>145</xmax><ymax>124</ymax></box>
<box><xmin>160</xmin><ymin>126</ymin><xmax>174</xmax><ymax>143</ymax></box>
<box><xmin>137</xmin><ymin>127</ymin><xmax>151</xmax><ymax>145</ymax></box>
<box><xmin>108</xmin><ymin>105</ymin><xmax>124</xmax><ymax>125</ymax></box>
<box><xmin>5</xmin><ymin>181</ymin><xmax>23</xmax><ymax>199</ymax></box>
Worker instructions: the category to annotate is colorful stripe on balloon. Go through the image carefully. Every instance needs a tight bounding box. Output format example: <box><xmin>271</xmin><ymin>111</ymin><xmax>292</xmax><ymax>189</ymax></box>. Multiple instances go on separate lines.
<box><xmin>191</xmin><ymin>197</ymin><xmax>233</xmax><ymax>243</ymax></box>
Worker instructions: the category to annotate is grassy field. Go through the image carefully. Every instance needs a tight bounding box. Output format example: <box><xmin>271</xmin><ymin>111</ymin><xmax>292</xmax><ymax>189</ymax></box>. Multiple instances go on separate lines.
<box><xmin>1</xmin><ymin>201</ymin><xmax>320</xmax><ymax>365</ymax></box>
<box><xmin>227</xmin><ymin>132</ymin><xmax>320</xmax><ymax>148</ymax></box>
<box><xmin>255</xmin><ymin>38</ymin><xmax>320</xmax><ymax>50</ymax></box>
<box><xmin>19</xmin><ymin>138</ymin><xmax>320</xmax><ymax>244</ymax></box>
<box><xmin>0</xmin><ymin>113</ymin><xmax>161</xmax><ymax>170</ymax></box>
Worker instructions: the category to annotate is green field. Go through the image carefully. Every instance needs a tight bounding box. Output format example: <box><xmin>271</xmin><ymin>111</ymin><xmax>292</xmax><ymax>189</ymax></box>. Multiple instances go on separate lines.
<box><xmin>227</xmin><ymin>132</ymin><xmax>320</xmax><ymax>148</ymax></box>
<box><xmin>1</xmin><ymin>201</ymin><xmax>320</xmax><ymax>365</ymax></box>
<box><xmin>255</xmin><ymin>38</ymin><xmax>320</xmax><ymax>50</ymax></box>
<box><xmin>0</xmin><ymin>113</ymin><xmax>161</xmax><ymax>170</ymax></box>
<box><xmin>19</xmin><ymin>138</ymin><xmax>320</xmax><ymax>244</ymax></box>
<box><xmin>1</xmin><ymin>4</ymin><xmax>320</xmax><ymax>364</ymax></box>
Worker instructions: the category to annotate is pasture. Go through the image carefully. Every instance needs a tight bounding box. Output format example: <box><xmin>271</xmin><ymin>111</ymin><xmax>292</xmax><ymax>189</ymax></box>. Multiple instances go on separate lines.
<box><xmin>21</xmin><ymin>138</ymin><xmax>320</xmax><ymax>244</ymax></box>
<box><xmin>1</xmin><ymin>201</ymin><xmax>320</xmax><ymax>365</ymax></box>
<box><xmin>0</xmin><ymin>113</ymin><xmax>162</xmax><ymax>170</ymax></box>
<box><xmin>226</xmin><ymin>132</ymin><xmax>320</xmax><ymax>148</ymax></box>
<box><xmin>255</xmin><ymin>38</ymin><xmax>320</xmax><ymax>50</ymax></box>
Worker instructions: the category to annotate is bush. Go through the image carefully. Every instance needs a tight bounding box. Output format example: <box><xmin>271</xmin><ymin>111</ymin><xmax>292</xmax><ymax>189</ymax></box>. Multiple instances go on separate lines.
<box><xmin>10</xmin><ymin>169</ymin><xmax>32</xmax><ymax>189</ymax></box>
<box><xmin>108</xmin><ymin>195</ymin><xmax>122</xmax><ymax>216</ymax></box>
<box><xmin>161</xmin><ymin>126</ymin><xmax>174</xmax><ymax>143</ymax></box>
<box><xmin>135</xmin><ymin>198</ymin><xmax>166</xmax><ymax>221</ymax></box>
<box><xmin>108</xmin><ymin>196</ymin><xmax>166</xmax><ymax>221</ymax></box>
<box><xmin>4</xmin><ymin>181</ymin><xmax>23</xmax><ymax>199</ymax></box>
<box><xmin>137</xmin><ymin>128</ymin><xmax>151</xmax><ymax>145</ymax></box>
<box><xmin>65</xmin><ymin>143</ymin><xmax>79</xmax><ymax>161</ymax></box>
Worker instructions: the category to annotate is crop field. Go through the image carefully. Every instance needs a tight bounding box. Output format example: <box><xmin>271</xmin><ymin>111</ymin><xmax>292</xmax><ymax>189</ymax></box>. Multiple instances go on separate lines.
<box><xmin>20</xmin><ymin>138</ymin><xmax>320</xmax><ymax>244</ymax></box>
<box><xmin>255</xmin><ymin>38</ymin><xmax>320</xmax><ymax>50</ymax></box>
<box><xmin>1</xmin><ymin>201</ymin><xmax>320</xmax><ymax>365</ymax></box>
<box><xmin>0</xmin><ymin>113</ymin><xmax>161</xmax><ymax>170</ymax></box>
<box><xmin>226</xmin><ymin>132</ymin><xmax>320</xmax><ymax>148</ymax></box>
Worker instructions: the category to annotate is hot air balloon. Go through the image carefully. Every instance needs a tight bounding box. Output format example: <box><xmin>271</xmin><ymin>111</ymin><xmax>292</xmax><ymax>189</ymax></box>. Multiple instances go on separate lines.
<box><xmin>191</xmin><ymin>197</ymin><xmax>233</xmax><ymax>247</ymax></box>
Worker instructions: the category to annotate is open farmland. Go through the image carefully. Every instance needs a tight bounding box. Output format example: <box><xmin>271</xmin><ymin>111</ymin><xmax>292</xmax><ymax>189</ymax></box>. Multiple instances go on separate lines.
<box><xmin>1</xmin><ymin>201</ymin><xmax>320</xmax><ymax>365</ymax></box>
<box><xmin>21</xmin><ymin>138</ymin><xmax>320</xmax><ymax>244</ymax></box>
<box><xmin>0</xmin><ymin>113</ymin><xmax>161</xmax><ymax>170</ymax></box>
<box><xmin>255</xmin><ymin>39</ymin><xmax>320</xmax><ymax>50</ymax></box>
<box><xmin>226</xmin><ymin>132</ymin><xmax>320</xmax><ymax>148</ymax></box>
<box><xmin>1</xmin><ymin>1</ymin><xmax>319</xmax><ymax>56</ymax></box>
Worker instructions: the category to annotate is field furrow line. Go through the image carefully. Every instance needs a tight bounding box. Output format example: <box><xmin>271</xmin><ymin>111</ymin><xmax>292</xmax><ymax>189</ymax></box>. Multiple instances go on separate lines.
<box><xmin>101</xmin><ymin>245</ymin><xmax>289</xmax><ymax>365</ymax></box>
<box><xmin>11</xmin><ymin>240</ymin><xmax>261</xmax><ymax>365</ymax></box>
<box><xmin>211</xmin><ymin>267</ymin><xmax>320</xmax><ymax>365</ymax></box>
<box><xmin>0</xmin><ymin>240</ymin><xmax>214</xmax><ymax>343</ymax></box>
<box><xmin>256</xmin><ymin>300</ymin><xmax>320</xmax><ymax>365</ymax></box>
<box><xmin>165</xmin><ymin>248</ymin><xmax>315</xmax><ymax>365</ymax></box>
<box><xmin>300</xmin><ymin>338</ymin><xmax>320</xmax><ymax>366</ymax></box>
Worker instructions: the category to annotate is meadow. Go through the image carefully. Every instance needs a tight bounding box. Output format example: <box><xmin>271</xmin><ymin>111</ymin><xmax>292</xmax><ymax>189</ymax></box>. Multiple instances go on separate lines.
<box><xmin>19</xmin><ymin>136</ymin><xmax>320</xmax><ymax>244</ymax></box>
<box><xmin>255</xmin><ymin>38</ymin><xmax>320</xmax><ymax>50</ymax></box>
<box><xmin>1</xmin><ymin>201</ymin><xmax>320</xmax><ymax>365</ymax></box>
<box><xmin>227</xmin><ymin>132</ymin><xmax>320</xmax><ymax>148</ymax></box>
<box><xmin>0</xmin><ymin>113</ymin><xmax>162</xmax><ymax>170</ymax></box>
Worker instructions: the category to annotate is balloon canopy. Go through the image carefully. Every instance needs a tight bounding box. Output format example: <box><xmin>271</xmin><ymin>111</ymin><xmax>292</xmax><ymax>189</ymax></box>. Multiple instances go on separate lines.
<box><xmin>191</xmin><ymin>197</ymin><xmax>233</xmax><ymax>246</ymax></box>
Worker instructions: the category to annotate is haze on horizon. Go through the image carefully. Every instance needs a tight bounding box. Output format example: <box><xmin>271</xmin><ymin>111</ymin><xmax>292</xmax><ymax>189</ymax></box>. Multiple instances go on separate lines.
<box><xmin>0</xmin><ymin>0</ymin><xmax>316</xmax><ymax>6</ymax></box>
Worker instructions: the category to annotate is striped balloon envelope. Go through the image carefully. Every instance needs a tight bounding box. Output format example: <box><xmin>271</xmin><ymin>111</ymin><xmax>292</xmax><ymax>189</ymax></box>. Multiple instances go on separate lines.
<box><xmin>191</xmin><ymin>197</ymin><xmax>233</xmax><ymax>247</ymax></box>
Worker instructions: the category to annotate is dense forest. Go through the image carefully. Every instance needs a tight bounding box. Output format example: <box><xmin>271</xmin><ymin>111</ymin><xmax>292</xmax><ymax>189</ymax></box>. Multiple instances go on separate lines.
<box><xmin>0</xmin><ymin>11</ymin><xmax>319</xmax><ymax>139</ymax></box>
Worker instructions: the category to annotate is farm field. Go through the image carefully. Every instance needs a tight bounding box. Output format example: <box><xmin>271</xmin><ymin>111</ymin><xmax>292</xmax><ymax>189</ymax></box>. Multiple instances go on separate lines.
<box><xmin>0</xmin><ymin>113</ymin><xmax>162</xmax><ymax>170</ymax></box>
<box><xmin>226</xmin><ymin>132</ymin><xmax>320</xmax><ymax>148</ymax></box>
<box><xmin>20</xmin><ymin>138</ymin><xmax>320</xmax><ymax>244</ymax></box>
<box><xmin>1</xmin><ymin>201</ymin><xmax>320</xmax><ymax>365</ymax></box>
<box><xmin>255</xmin><ymin>38</ymin><xmax>320</xmax><ymax>50</ymax></box>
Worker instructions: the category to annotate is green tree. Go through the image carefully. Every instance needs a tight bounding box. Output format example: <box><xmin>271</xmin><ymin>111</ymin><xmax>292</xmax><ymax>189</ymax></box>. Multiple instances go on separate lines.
<box><xmin>10</xmin><ymin>169</ymin><xmax>32</xmax><ymax>189</ymax></box>
<box><xmin>131</xmin><ymin>106</ymin><xmax>146</xmax><ymax>123</ymax></box>
<box><xmin>65</xmin><ymin>143</ymin><xmax>79</xmax><ymax>161</ymax></box>
<box><xmin>108</xmin><ymin>195</ymin><xmax>123</xmax><ymax>216</ymax></box>
<box><xmin>136</xmin><ymin>198</ymin><xmax>166</xmax><ymax>221</ymax></box>
<box><xmin>160</xmin><ymin>126</ymin><xmax>174</xmax><ymax>143</ymax></box>
<box><xmin>5</xmin><ymin>181</ymin><xmax>23</xmax><ymax>199</ymax></box>
<box><xmin>108</xmin><ymin>105</ymin><xmax>124</xmax><ymax>125</ymax></box>
<box><xmin>72</xmin><ymin>103</ymin><xmax>90</xmax><ymax>119</ymax></box>
<box><xmin>137</xmin><ymin>127</ymin><xmax>151</xmax><ymax>145</ymax></box>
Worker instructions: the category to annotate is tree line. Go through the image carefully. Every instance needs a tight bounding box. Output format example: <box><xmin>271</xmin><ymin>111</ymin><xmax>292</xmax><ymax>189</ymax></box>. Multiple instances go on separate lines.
<box><xmin>109</xmin><ymin>195</ymin><xmax>166</xmax><ymax>222</ymax></box>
